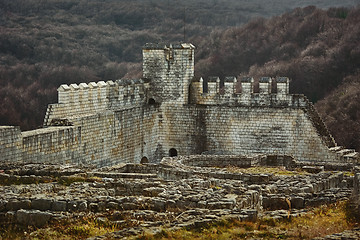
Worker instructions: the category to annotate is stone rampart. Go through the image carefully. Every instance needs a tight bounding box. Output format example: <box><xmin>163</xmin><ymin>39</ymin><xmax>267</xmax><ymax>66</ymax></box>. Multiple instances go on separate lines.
<box><xmin>1</xmin><ymin>43</ymin><xmax>358</xmax><ymax>166</ymax></box>
<box><xmin>43</xmin><ymin>79</ymin><xmax>148</xmax><ymax>127</ymax></box>
<box><xmin>22</xmin><ymin>126</ymin><xmax>81</xmax><ymax>164</ymax></box>
<box><xmin>1</xmin><ymin>104</ymin><xmax>161</xmax><ymax>166</ymax></box>
<box><xmin>143</xmin><ymin>43</ymin><xmax>195</xmax><ymax>104</ymax></box>
<box><xmin>192</xmin><ymin>76</ymin><xmax>293</xmax><ymax>106</ymax></box>
<box><xmin>160</xmin><ymin>103</ymin><xmax>337</xmax><ymax>163</ymax></box>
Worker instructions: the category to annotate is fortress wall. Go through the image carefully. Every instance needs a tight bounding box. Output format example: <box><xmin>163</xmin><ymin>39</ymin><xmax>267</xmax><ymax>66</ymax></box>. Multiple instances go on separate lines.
<box><xmin>1</xmin><ymin>104</ymin><xmax>160</xmax><ymax>166</ymax></box>
<box><xmin>67</xmin><ymin>105</ymin><xmax>160</xmax><ymax>167</ymax></box>
<box><xmin>70</xmin><ymin>111</ymin><xmax>115</xmax><ymax>166</ymax></box>
<box><xmin>192</xmin><ymin>77</ymin><xmax>291</xmax><ymax>105</ymax></box>
<box><xmin>109</xmin><ymin>80</ymin><xmax>147</xmax><ymax>111</ymax></box>
<box><xmin>159</xmin><ymin>104</ymin><xmax>201</xmax><ymax>160</ymax></box>
<box><xmin>107</xmin><ymin>107</ymin><xmax>158</xmax><ymax>166</ymax></box>
<box><xmin>0</xmin><ymin>43</ymin><xmax>343</xmax><ymax>166</ymax></box>
<box><xmin>141</xmin><ymin>105</ymin><xmax>163</xmax><ymax>162</ymax></box>
<box><xmin>21</xmin><ymin>126</ymin><xmax>81</xmax><ymax>164</ymax></box>
<box><xmin>161</xmin><ymin>104</ymin><xmax>337</xmax><ymax>162</ymax></box>
<box><xmin>44</xmin><ymin>80</ymin><xmax>147</xmax><ymax>126</ymax></box>
<box><xmin>0</xmin><ymin>126</ymin><xmax>22</xmax><ymax>162</ymax></box>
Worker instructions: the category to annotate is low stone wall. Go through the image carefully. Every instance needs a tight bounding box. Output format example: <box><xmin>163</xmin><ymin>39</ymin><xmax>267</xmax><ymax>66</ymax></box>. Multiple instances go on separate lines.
<box><xmin>180</xmin><ymin>155</ymin><xmax>258</xmax><ymax>168</ymax></box>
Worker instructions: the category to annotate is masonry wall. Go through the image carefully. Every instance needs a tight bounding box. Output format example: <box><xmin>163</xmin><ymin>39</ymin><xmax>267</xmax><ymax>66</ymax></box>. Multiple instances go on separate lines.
<box><xmin>51</xmin><ymin>105</ymin><xmax>160</xmax><ymax>167</ymax></box>
<box><xmin>160</xmin><ymin>104</ymin><xmax>338</xmax><ymax>163</ymax></box>
<box><xmin>1</xmin><ymin>105</ymin><xmax>161</xmax><ymax>166</ymax></box>
<box><xmin>0</xmin><ymin>89</ymin><xmax>339</xmax><ymax>165</ymax></box>
<box><xmin>0</xmin><ymin>126</ymin><xmax>22</xmax><ymax>162</ymax></box>
<box><xmin>143</xmin><ymin>43</ymin><xmax>195</xmax><ymax>104</ymax></box>
<box><xmin>21</xmin><ymin>126</ymin><xmax>81</xmax><ymax>164</ymax></box>
<box><xmin>44</xmin><ymin>80</ymin><xmax>148</xmax><ymax>127</ymax></box>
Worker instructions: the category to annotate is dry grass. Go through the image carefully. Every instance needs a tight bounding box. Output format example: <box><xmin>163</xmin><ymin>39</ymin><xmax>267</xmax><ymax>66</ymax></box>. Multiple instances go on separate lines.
<box><xmin>0</xmin><ymin>201</ymin><xmax>356</xmax><ymax>239</ymax></box>
<box><xmin>0</xmin><ymin>215</ymin><xmax>118</xmax><ymax>240</ymax></box>
<box><xmin>135</xmin><ymin>201</ymin><xmax>356</xmax><ymax>240</ymax></box>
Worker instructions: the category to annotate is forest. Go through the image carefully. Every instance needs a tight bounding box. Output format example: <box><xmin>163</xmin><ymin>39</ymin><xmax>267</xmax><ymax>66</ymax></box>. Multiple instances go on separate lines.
<box><xmin>0</xmin><ymin>0</ymin><xmax>360</xmax><ymax>151</ymax></box>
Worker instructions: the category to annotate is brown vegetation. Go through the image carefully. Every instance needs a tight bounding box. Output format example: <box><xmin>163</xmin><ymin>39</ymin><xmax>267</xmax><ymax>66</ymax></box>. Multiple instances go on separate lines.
<box><xmin>316</xmin><ymin>74</ymin><xmax>360</xmax><ymax>151</ymax></box>
<box><xmin>0</xmin><ymin>200</ymin><xmax>355</xmax><ymax>239</ymax></box>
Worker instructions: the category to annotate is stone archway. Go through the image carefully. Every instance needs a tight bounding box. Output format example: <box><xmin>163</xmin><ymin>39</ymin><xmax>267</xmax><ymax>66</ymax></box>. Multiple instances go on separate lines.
<box><xmin>140</xmin><ymin>156</ymin><xmax>149</xmax><ymax>164</ymax></box>
<box><xmin>169</xmin><ymin>148</ymin><xmax>178</xmax><ymax>157</ymax></box>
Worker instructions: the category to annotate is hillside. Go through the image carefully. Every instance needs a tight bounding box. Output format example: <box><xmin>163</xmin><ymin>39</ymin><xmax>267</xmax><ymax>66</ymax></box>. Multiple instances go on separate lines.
<box><xmin>0</xmin><ymin>0</ymin><xmax>360</xmax><ymax>150</ymax></box>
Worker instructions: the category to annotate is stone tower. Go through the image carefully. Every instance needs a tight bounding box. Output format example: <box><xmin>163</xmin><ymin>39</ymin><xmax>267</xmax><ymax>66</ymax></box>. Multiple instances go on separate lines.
<box><xmin>142</xmin><ymin>43</ymin><xmax>195</xmax><ymax>104</ymax></box>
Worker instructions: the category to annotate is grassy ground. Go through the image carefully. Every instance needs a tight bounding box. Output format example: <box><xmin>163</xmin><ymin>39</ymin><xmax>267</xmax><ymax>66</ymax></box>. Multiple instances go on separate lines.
<box><xmin>0</xmin><ymin>200</ymin><xmax>355</xmax><ymax>239</ymax></box>
<box><xmin>135</xmin><ymin>201</ymin><xmax>356</xmax><ymax>240</ymax></box>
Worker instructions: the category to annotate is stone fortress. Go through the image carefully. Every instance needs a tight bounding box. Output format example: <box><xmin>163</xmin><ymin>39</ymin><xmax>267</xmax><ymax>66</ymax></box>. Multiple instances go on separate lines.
<box><xmin>0</xmin><ymin>43</ymin><xmax>358</xmax><ymax>166</ymax></box>
<box><xmin>2</xmin><ymin>43</ymin><xmax>360</xmax><ymax>239</ymax></box>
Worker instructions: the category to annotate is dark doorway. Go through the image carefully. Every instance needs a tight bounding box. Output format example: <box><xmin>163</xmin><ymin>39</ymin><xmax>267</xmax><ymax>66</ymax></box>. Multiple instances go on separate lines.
<box><xmin>169</xmin><ymin>148</ymin><xmax>178</xmax><ymax>157</ymax></box>
<box><xmin>140</xmin><ymin>156</ymin><xmax>149</xmax><ymax>164</ymax></box>
<box><xmin>148</xmin><ymin>98</ymin><xmax>156</xmax><ymax>105</ymax></box>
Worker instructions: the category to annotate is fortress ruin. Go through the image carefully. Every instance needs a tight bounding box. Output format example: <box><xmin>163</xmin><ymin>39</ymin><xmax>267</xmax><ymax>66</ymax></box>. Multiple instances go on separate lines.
<box><xmin>1</xmin><ymin>43</ymin><xmax>360</xmax><ymax>238</ymax></box>
<box><xmin>0</xmin><ymin>43</ymin><xmax>358</xmax><ymax>166</ymax></box>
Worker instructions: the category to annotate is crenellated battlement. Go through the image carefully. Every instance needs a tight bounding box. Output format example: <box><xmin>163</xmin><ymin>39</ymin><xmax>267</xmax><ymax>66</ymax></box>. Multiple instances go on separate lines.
<box><xmin>191</xmin><ymin>76</ymin><xmax>294</xmax><ymax>106</ymax></box>
<box><xmin>48</xmin><ymin>74</ymin><xmax>304</xmax><ymax>126</ymax></box>
<box><xmin>44</xmin><ymin>79</ymin><xmax>149</xmax><ymax>126</ymax></box>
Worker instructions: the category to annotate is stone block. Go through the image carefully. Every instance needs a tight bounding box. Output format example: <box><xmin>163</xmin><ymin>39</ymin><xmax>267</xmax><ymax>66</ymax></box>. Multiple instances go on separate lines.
<box><xmin>6</xmin><ymin>199</ymin><xmax>27</xmax><ymax>211</ymax></box>
<box><xmin>32</xmin><ymin>199</ymin><xmax>53</xmax><ymax>211</ymax></box>
<box><xmin>16</xmin><ymin>209</ymin><xmax>52</xmax><ymax>227</ymax></box>
<box><xmin>290</xmin><ymin>197</ymin><xmax>304</xmax><ymax>209</ymax></box>
<box><xmin>52</xmin><ymin>200</ymin><xmax>67</xmax><ymax>211</ymax></box>
<box><xmin>67</xmin><ymin>200</ymin><xmax>78</xmax><ymax>212</ymax></box>
<box><xmin>143</xmin><ymin>187</ymin><xmax>165</xmax><ymax>197</ymax></box>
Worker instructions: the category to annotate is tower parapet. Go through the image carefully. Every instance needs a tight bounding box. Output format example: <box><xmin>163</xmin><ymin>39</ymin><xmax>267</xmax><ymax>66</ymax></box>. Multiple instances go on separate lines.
<box><xmin>191</xmin><ymin>76</ymin><xmax>295</xmax><ymax>107</ymax></box>
<box><xmin>44</xmin><ymin>79</ymin><xmax>148</xmax><ymax>126</ymax></box>
<box><xmin>143</xmin><ymin>43</ymin><xmax>195</xmax><ymax>104</ymax></box>
<box><xmin>259</xmin><ymin>77</ymin><xmax>272</xmax><ymax>94</ymax></box>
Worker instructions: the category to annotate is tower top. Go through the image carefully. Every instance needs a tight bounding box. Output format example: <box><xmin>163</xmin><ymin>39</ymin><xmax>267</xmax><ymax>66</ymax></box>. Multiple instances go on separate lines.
<box><xmin>143</xmin><ymin>43</ymin><xmax>195</xmax><ymax>50</ymax></box>
<box><xmin>142</xmin><ymin>43</ymin><xmax>195</xmax><ymax>104</ymax></box>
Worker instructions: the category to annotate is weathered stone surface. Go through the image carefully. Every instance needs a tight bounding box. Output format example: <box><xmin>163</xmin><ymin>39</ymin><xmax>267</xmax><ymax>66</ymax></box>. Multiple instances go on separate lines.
<box><xmin>31</xmin><ymin>199</ymin><xmax>53</xmax><ymax>211</ymax></box>
<box><xmin>290</xmin><ymin>196</ymin><xmax>304</xmax><ymax>209</ymax></box>
<box><xmin>52</xmin><ymin>200</ymin><xmax>67</xmax><ymax>211</ymax></box>
<box><xmin>313</xmin><ymin>228</ymin><xmax>360</xmax><ymax>240</ymax></box>
<box><xmin>16</xmin><ymin>209</ymin><xmax>52</xmax><ymax>227</ymax></box>
<box><xmin>143</xmin><ymin>187</ymin><xmax>165</xmax><ymax>197</ymax></box>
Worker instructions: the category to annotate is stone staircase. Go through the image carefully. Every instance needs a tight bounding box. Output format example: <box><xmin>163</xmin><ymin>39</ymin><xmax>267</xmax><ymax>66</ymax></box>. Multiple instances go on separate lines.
<box><xmin>42</xmin><ymin>104</ymin><xmax>53</xmax><ymax>127</ymax></box>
